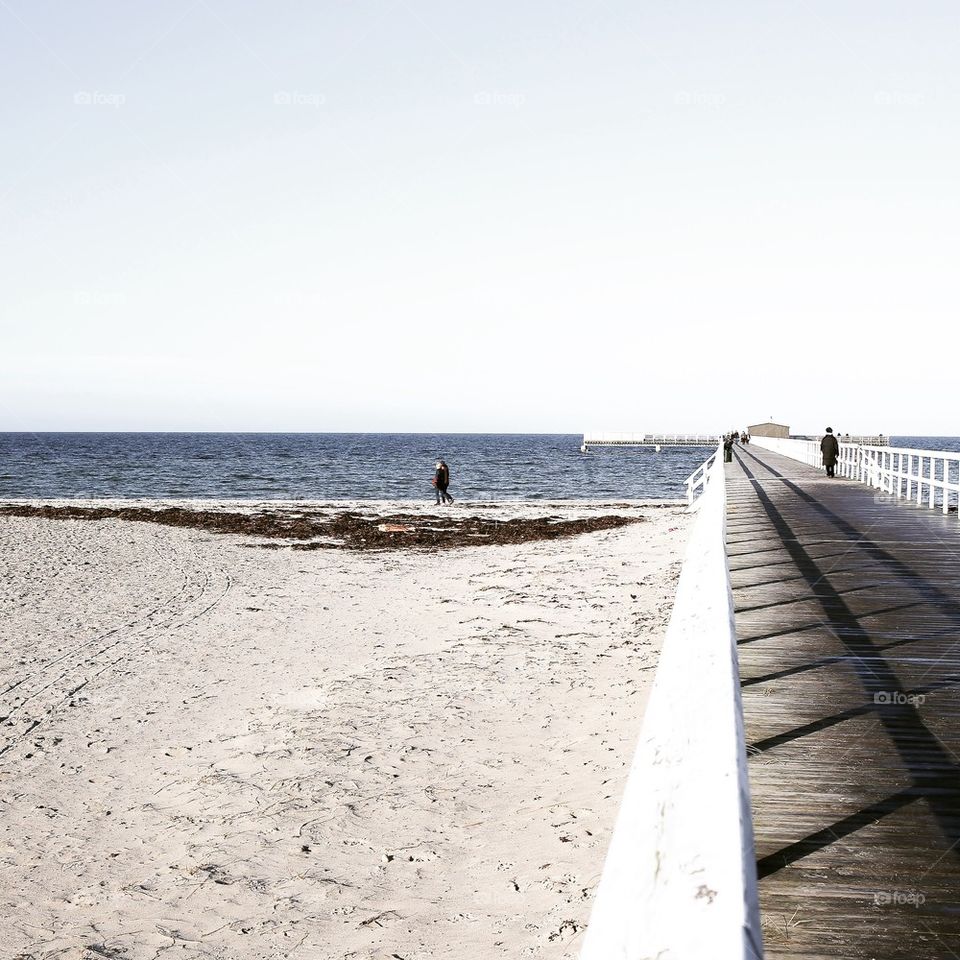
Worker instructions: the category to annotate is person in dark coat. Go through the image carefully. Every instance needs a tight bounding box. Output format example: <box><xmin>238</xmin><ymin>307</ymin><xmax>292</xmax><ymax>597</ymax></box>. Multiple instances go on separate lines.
<box><xmin>434</xmin><ymin>460</ymin><xmax>453</xmax><ymax>504</ymax></box>
<box><xmin>820</xmin><ymin>427</ymin><xmax>840</xmax><ymax>478</ymax></box>
<box><xmin>723</xmin><ymin>434</ymin><xmax>734</xmax><ymax>463</ymax></box>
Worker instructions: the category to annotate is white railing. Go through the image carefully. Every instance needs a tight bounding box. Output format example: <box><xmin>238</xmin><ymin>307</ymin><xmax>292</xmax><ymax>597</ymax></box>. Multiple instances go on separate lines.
<box><xmin>583</xmin><ymin>433</ymin><xmax>721</xmax><ymax>448</ymax></box>
<box><xmin>580</xmin><ymin>449</ymin><xmax>762</xmax><ymax>960</ymax></box>
<box><xmin>750</xmin><ymin>437</ymin><xmax>960</xmax><ymax>515</ymax></box>
<box><xmin>790</xmin><ymin>434</ymin><xmax>889</xmax><ymax>447</ymax></box>
<box><xmin>746</xmin><ymin>436</ymin><xmax>823</xmax><ymax>469</ymax></box>
<box><xmin>684</xmin><ymin>443</ymin><xmax>722</xmax><ymax>505</ymax></box>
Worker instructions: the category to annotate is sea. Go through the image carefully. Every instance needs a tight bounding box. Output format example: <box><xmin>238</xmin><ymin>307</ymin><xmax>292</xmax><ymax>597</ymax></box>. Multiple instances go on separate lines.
<box><xmin>0</xmin><ymin>434</ymin><xmax>956</xmax><ymax>502</ymax></box>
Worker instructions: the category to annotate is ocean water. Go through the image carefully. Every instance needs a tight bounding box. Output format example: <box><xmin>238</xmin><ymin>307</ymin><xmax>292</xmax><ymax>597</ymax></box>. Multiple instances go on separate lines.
<box><xmin>894</xmin><ymin>437</ymin><xmax>960</xmax><ymax>454</ymax></box>
<box><xmin>1</xmin><ymin>434</ymin><xmax>954</xmax><ymax>502</ymax></box>
<box><xmin>0</xmin><ymin>433</ymin><xmax>711</xmax><ymax>501</ymax></box>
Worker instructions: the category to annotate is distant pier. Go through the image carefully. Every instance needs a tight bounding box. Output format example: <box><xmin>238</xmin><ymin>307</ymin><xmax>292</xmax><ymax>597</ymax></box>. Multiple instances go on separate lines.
<box><xmin>581</xmin><ymin>433</ymin><xmax>719</xmax><ymax>452</ymax></box>
<box><xmin>581</xmin><ymin>431</ymin><xmax>889</xmax><ymax>453</ymax></box>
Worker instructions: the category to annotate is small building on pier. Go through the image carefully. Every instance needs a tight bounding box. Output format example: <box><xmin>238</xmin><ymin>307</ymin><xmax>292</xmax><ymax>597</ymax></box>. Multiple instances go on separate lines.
<box><xmin>747</xmin><ymin>421</ymin><xmax>790</xmax><ymax>439</ymax></box>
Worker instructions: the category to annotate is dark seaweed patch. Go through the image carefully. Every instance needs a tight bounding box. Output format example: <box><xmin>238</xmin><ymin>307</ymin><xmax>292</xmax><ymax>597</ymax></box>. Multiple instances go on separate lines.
<box><xmin>0</xmin><ymin>505</ymin><xmax>642</xmax><ymax>552</ymax></box>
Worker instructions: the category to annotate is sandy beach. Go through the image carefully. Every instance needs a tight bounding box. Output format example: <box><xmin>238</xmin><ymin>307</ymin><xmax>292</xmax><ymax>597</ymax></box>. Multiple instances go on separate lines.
<box><xmin>0</xmin><ymin>500</ymin><xmax>689</xmax><ymax>960</ymax></box>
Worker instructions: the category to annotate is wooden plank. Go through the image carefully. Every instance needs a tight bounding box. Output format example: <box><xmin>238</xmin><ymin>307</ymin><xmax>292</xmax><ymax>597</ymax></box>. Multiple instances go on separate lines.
<box><xmin>727</xmin><ymin>445</ymin><xmax>960</xmax><ymax>959</ymax></box>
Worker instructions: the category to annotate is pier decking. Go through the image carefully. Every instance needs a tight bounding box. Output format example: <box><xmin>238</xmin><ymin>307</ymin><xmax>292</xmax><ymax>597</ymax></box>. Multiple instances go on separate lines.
<box><xmin>727</xmin><ymin>444</ymin><xmax>960</xmax><ymax>958</ymax></box>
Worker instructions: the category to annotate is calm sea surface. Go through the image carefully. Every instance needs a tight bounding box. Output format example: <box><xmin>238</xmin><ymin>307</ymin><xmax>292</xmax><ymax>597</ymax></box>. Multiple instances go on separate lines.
<box><xmin>0</xmin><ymin>434</ymin><xmax>955</xmax><ymax>501</ymax></box>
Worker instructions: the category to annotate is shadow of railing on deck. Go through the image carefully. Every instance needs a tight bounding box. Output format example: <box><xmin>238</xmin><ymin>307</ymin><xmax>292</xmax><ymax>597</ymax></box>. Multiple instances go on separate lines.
<box><xmin>732</xmin><ymin>448</ymin><xmax>960</xmax><ymax>880</ymax></box>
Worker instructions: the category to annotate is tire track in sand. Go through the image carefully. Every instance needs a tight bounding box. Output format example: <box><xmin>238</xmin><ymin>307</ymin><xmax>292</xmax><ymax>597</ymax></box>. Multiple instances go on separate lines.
<box><xmin>0</xmin><ymin>533</ymin><xmax>231</xmax><ymax>762</ymax></box>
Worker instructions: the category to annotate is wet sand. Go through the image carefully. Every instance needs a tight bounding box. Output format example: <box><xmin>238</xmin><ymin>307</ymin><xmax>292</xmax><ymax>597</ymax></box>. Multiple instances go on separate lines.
<box><xmin>0</xmin><ymin>500</ymin><xmax>689</xmax><ymax>960</ymax></box>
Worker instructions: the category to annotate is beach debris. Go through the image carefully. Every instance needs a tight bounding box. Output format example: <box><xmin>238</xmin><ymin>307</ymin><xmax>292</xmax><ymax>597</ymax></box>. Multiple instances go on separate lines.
<box><xmin>548</xmin><ymin>919</ymin><xmax>581</xmax><ymax>942</ymax></box>
<box><xmin>85</xmin><ymin>946</ymin><xmax>128</xmax><ymax>959</ymax></box>
<box><xmin>359</xmin><ymin>909</ymin><xmax>402</xmax><ymax>928</ymax></box>
<box><xmin>0</xmin><ymin>505</ymin><xmax>642</xmax><ymax>552</ymax></box>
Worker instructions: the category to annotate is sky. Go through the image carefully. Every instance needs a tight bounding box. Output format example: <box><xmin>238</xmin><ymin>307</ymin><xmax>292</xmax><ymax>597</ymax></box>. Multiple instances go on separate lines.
<box><xmin>1</xmin><ymin>1</ymin><xmax>958</xmax><ymax>434</ymax></box>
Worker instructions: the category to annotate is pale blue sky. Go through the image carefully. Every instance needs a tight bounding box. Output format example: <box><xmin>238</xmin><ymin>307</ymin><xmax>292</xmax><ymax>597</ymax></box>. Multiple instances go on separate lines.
<box><xmin>2</xmin><ymin>1</ymin><xmax>958</xmax><ymax>433</ymax></box>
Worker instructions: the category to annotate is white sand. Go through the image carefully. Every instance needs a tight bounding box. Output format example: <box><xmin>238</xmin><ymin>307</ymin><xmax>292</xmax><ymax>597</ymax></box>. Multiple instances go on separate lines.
<box><xmin>0</xmin><ymin>501</ymin><xmax>689</xmax><ymax>960</ymax></box>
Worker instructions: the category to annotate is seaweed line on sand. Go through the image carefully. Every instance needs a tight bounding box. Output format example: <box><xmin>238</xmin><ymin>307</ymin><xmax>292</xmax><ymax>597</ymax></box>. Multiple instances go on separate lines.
<box><xmin>0</xmin><ymin>505</ymin><xmax>643</xmax><ymax>551</ymax></box>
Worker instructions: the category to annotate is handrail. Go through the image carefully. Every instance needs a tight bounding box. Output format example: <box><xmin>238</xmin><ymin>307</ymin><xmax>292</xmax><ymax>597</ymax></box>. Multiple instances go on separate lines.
<box><xmin>790</xmin><ymin>434</ymin><xmax>889</xmax><ymax>447</ymax></box>
<box><xmin>750</xmin><ymin>437</ymin><xmax>960</xmax><ymax>516</ymax></box>
<box><xmin>684</xmin><ymin>443</ymin><xmax>722</xmax><ymax>505</ymax></box>
<box><xmin>580</xmin><ymin>448</ymin><xmax>763</xmax><ymax>960</ymax></box>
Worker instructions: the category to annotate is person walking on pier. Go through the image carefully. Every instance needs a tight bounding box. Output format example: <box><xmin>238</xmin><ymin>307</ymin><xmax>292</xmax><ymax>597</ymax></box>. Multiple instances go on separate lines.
<box><xmin>821</xmin><ymin>427</ymin><xmax>840</xmax><ymax>478</ymax></box>
<box><xmin>433</xmin><ymin>459</ymin><xmax>454</xmax><ymax>504</ymax></box>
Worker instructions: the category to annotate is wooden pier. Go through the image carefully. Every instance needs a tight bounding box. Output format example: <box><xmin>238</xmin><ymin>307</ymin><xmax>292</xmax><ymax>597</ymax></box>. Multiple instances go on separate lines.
<box><xmin>581</xmin><ymin>433</ymin><xmax>719</xmax><ymax>451</ymax></box>
<box><xmin>727</xmin><ymin>443</ymin><xmax>960</xmax><ymax>958</ymax></box>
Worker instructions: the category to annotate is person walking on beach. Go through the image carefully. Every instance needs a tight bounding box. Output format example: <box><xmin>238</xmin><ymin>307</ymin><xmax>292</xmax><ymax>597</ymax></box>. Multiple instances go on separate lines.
<box><xmin>434</xmin><ymin>460</ymin><xmax>453</xmax><ymax>504</ymax></box>
<box><xmin>821</xmin><ymin>427</ymin><xmax>840</xmax><ymax>478</ymax></box>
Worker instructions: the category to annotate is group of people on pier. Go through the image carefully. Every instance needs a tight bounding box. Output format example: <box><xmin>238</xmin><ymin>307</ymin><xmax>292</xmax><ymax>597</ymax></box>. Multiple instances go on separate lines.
<box><xmin>722</xmin><ymin>427</ymin><xmax>842</xmax><ymax>478</ymax></box>
<box><xmin>723</xmin><ymin>431</ymin><xmax>750</xmax><ymax>462</ymax></box>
